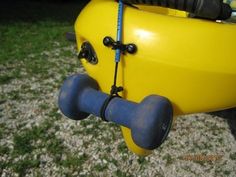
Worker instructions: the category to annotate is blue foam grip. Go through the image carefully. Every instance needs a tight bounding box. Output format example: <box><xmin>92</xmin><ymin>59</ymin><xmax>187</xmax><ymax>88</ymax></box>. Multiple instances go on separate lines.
<box><xmin>58</xmin><ymin>74</ymin><xmax>173</xmax><ymax>150</ymax></box>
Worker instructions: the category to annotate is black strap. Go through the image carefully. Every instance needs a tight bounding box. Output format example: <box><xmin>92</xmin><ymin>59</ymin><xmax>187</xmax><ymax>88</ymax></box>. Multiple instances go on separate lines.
<box><xmin>100</xmin><ymin>95</ymin><xmax>120</xmax><ymax>121</ymax></box>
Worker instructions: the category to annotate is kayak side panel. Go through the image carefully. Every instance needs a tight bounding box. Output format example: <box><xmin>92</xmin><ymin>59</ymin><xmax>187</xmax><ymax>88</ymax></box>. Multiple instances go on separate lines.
<box><xmin>75</xmin><ymin>0</ymin><xmax>236</xmax><ymax>115</ymax></box>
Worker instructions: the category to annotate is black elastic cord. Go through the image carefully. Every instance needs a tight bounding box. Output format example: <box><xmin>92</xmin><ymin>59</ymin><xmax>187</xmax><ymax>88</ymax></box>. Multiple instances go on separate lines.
<box><xmin>100</xmin><ymin>62</ymin><xmax>123</xmax><ymax>121</ymax></box>
<box><xmin>110</xmin><ymin>62</ymin><xmax>123</xmax><ymax>95</ymax></box>
<box><xmin>113</xmin><ymin>62</ymin><xmax>119</xmax><ymax>90</ymax></box>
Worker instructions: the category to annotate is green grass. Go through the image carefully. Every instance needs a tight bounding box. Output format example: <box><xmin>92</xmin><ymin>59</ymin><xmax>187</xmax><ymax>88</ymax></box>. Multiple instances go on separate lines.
<box><xmin>8</xmin><ymin>115</ymin><xmax>91</xmax><ymax>175</ymax></box>
<box><xmin>230</xmin><ymin>152</ymin><xmax>236</xmax><ymax>160</ymax></box>
<box><xmin>0</xmin><ymin>21</ymin><xmax>77</xmax><ymax>87</ymax></box>
<box><xmin>0</xmin><ymin>69</ymin><xmax>21</xmax><ymax>84</ymax></box>
<box><xmin>93</xmin><ymin>163</ymin><xmax>108</xmax><ymax>171</ymax></box>
<box><xmin>0</xmin><ymin>146</ymin><xmax>10</xmax><ymax>156</ymax></box>
<box><xmin>163</xmin><ymin>154</ymin><xmax>175</xmax><ymax>166</ymax></box>
<box><xmin>13</xmin><ymin>133</ymin><xmax>36</xmax><ymax>155</ymax></box>
<box><xmin>117</xmin><ymin>142</ymin><xmax>128</xmax><ymax>154</ymax></box>
<box><xmin>0</xmin><ymin>1</ymin><xmax>91</xmax><ymax>176</ymax></box>
<box><xmin>137</xmin><ymin>156</ymin><xmax>148</xmax><ymax>165</ymax></box>
<box><xmin>0</xmin><ymin>123</ymin><xmax>6</xmax><ymax>139</ymax></box>
<box><xmin>13</xmin><ymin>119</ymin><xmax>54</xmax><ymax>155</ymax></box>
<box><xmin>12</xmin><ymin>157</ymin><xmax>41</xmax><ymax>177</ymax></box>
<box><xmin>39</xmin><ymin>103</ymin><xmax>50</xmax><ymax>110</ymax></box>
<box><xmin>60</xmin><ymin>153</ymin><xmax>88</xmax><ymax>168</ymax></box>
<box><xmin>47</xmin><ymin>107</ymin><xmax>63</xmax><ymax>120</ymax></box>
<box><xmin>10</xmin><ymin>118</ymin><xmax>70</xmax><ymax>174</ymax></box>
<box><xmin>115</xmin><ymin>170</ymin><xmax>133</xmax><ymax>177</ymax></box>
<box><xmin>7</xmin><ymin>90</ymin><xmax>22</xmax><ymax>100</ymax></box>
<box><xmin>0</xmin><ymin>24</ymin><xmax>74</xmax><ymax>87</ymax></box>
<box><xmin>0</xmin><ymin>22</ymin><xmax>73</xmax><ymax>64</ymax></box>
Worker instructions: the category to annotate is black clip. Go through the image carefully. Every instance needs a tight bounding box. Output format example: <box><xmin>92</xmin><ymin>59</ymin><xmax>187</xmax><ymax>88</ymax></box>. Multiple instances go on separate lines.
<box><xmin>110</xmin><ymin>85</ymin><xmax>123</xmax><ymax>96</ymax></box>
<box><xmin>100</xmin><ymin>85</ymin><xmax>123</xmax><ymax>122</ymax></box>
<box><xmin>78</xmin><ymin>42</ymin><xmax>98</xmax><ymax>64</ymax></box>
<box><xmin>103</xmin><ymin>36</ymin><xmax>137</xmax><ymax>54</ymax></box>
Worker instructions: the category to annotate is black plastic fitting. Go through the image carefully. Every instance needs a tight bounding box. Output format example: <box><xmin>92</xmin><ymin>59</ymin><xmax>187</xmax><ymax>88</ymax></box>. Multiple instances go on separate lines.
<box><xmin>103</xmin><ymin>36</ymin><xmax>137</xmax><ymax>54</ymax></box>
<box><xmin>78</xmin><ymin>42</ymin><xmax>98</xmax><ymax>64</ymax></box>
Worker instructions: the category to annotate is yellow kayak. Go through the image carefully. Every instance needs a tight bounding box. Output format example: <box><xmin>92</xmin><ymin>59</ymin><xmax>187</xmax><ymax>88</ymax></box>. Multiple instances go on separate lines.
<box><xmin>74</xmin><ymin>0</ymin><xmax>236</xmax><ymax>155</ymax></box>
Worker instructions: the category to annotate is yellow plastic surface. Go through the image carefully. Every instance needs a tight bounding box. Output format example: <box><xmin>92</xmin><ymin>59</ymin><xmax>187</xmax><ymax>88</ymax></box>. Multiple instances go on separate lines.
<box><xmin>136</xmin><ymin>5</ymin><xmax>187</xmax><ymax>17</ymax></box>
<box><xmin>75</xmin><ymin>0</ymin><xmax>236</xmax><ymax>155</ymax></box>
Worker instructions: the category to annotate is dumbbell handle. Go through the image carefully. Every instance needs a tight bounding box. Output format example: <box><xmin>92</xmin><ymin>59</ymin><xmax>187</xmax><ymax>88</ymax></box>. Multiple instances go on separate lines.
<box><xmin>78</xmin><ymin>88</ymin><xmax>136</xmax><ymax>127</ymax></box>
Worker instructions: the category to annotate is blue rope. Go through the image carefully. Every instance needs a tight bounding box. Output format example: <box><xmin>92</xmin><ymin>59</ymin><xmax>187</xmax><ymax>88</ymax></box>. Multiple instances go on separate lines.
<box><xmin>115</xmin><ymin>0</ymin><xmax>124</xmax><ymax>62</ymax></box>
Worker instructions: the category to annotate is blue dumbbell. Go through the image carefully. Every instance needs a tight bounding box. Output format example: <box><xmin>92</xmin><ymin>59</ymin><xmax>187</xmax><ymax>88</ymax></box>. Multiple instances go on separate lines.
<box><xmin>58</xmin><ymin>74</ymin><xmax>173</xmax><ymax>150</ymax></box>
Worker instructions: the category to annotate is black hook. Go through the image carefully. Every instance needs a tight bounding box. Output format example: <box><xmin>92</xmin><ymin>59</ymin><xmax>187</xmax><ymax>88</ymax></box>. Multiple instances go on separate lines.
<box><xmin>103</xmin><ymin>36</ymin><xmax>137</xmax><ymax>54</ymax></box>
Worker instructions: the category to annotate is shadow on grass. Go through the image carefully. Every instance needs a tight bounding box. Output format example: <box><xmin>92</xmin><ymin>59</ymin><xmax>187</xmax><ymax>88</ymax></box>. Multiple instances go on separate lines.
<box><xmin>209</xmin><ymin>108</ymin><xmax>236</xmax><ymax>140</ymax></box>
<box><xmin>0</xmin><ymin>0</ymin><xmax>90</xmax><ymax>24</ymax></box>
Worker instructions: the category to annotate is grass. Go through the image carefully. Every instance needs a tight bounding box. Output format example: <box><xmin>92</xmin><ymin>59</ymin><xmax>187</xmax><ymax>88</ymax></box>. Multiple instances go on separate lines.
<box><xmin>47</xmin><ymin>107</ymin><xmax>63</xmax><ymax>120</ymax></box>
<box><xmin>117</xmin><ymin>142</ymin><xmax>129</xmax><ymax>154</ymax></box>
<box><xmin>93</xmin><ymin>163</ymin><xmax>109</xmax><ymax>171</ymax></box>
<box><xmin>0</xmin><ymin>22</ymin><xmax>72</xmax><ymax>64</ymax></box>
<box><xmin>1</xmin><ymin>1</ymin><xmax>95</xmax><ymax>177</ymax></box>
<box><xmin>0</xmin><ymin>22</ymin><xmax>78</xmax><ymax>87</ymax></box>
<box><xmin>0</xmin><ymin>123</ymin><xmax>6</xmax><ymax>139</ymax></box>
<box><xmin>60</xmin><ymin>153</ymin><xmax>88</xmax><ymax>168</ymax></box>
<box><xmin>13</xmin><ymin>119</ymin><xmax>58</xmax><ymax>155</ymax></box>
<box><xmin>230</xmin><ymin>152</ymin><xmax>236</xmax><ymax>160</ymax></box>
<box><xmin>9</xmin><ymin>117</ymin><xmax>81</xmax><ymax>175</ymax></box>
<box><xmin>0</xmin><ymin>2</ymin><xmax>89</xmax><ymax>175</ymax></box>
<box><xmin>13</xmin><ymin>132</ymin><xmax>36</xmax><ymax>155</ymax></box>
<box><xmin>0</xmin><ymin>146</ymin><xmax>10</xmax><ymax>156</ymax></box>
<box><xmin>0</xmin><ymin>74</ymin><xmax>14</xmax><ymax>84</ymax></box>
<box><xmin>115</xmin><ymin>170</ymin><xmax>132</xmax><ymax>177</ymax></box>
<box><xmin>0</xmin><ymin>1</ymin><xmax>84</xmax><ymax>87</ymax></box>
<box><xmin>12</xmin><ymin>158</ymin><xmax>41</xmax><ymax>177</ymax></box>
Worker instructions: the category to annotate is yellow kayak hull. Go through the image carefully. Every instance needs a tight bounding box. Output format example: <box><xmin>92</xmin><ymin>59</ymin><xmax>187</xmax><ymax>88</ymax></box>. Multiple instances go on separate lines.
<box><xmin>75</xmin><ymin>0</ymin><xmax>236</xmax><ymax>155</ymax></box>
